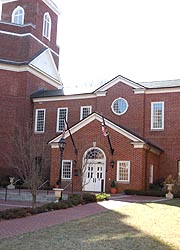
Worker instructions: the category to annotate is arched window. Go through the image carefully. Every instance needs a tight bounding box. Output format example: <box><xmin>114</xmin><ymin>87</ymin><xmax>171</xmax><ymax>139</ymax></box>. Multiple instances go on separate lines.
<box><xmin>85</xmin><ymin>148</ymin><xmax>105</xmax><ymax>160</ymax></box>
<box><xmin>12</xmin><ymin>6</ymin><xmax>24</xmax><ymax>25</ymax></box>
<box><xmin>43</xmin><ymin>12</ymin><xmax>51</xmax><ymax>40</ymax></box>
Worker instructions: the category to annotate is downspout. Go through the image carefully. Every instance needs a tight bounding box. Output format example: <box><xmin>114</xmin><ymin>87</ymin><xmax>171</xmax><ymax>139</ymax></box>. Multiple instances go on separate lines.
<box><xmin>144</xmin><ymin>146</ymin><xmax>150</xmax><ymax>190</ymax></box>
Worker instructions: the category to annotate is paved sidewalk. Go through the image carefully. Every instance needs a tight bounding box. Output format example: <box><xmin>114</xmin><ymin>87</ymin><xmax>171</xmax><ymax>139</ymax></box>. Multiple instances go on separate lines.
<box><xmin>0</xmin><ymin>195</ymin><xmax>168</xmax><ymax>239</ymax></box>
<box><xmin>0</xmin><ymin>202</ymin><xmax>110</xmax><ymax>239</ymax></box>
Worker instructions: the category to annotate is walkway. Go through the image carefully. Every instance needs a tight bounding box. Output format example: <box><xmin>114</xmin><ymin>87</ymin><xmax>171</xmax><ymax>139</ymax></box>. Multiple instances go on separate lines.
<box><xmin>0</xmin><ymin>195</ymin><xmax>168</xmax><ymax>239</ymax></box>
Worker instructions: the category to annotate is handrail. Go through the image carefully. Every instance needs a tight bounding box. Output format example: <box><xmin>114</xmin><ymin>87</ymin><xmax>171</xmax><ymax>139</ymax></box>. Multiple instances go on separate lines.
<box><xmin>63</xmin><ymin>181</ymin><xmax>72</xmax><ymax>191</ymax></box>
<box><xmin>38</xmin><ymin>180</ymin><xmax>49</xmax><ymax>190</ymax></box>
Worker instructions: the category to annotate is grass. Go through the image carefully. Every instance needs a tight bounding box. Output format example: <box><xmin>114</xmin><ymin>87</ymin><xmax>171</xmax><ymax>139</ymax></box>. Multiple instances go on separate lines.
<box><xmin>0</xmin><ymin>199</ymin><xmax>180</xmax><ymax>250</ymax></box>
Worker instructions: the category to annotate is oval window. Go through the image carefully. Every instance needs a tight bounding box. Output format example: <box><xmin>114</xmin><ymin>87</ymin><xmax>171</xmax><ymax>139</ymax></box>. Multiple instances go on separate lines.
<box><xmin>111</xmin><ymin>97</ymin><xmax>128</xmax><ymax>115</ymax></box>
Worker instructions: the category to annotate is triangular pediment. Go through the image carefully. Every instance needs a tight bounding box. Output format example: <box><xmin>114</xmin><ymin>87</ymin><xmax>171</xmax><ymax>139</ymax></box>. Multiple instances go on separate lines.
<box><xmin>49</xmin><ymin>113</ymin><xmax>163</xmax><ymax>155</ymax></box>
<box><xmin>29</xmin><ymin>49</ymin><xmax>60</xmax><ymax>82</ymax></box>
<box><xmin>93</xmin><ymin>75</ymin><xmax>145</xmax><ymax>95</ymax></box>
<box><xmin>49</xmin><ymin>113</ymin><xmax>144</xmax><ymax>144</ymax></box>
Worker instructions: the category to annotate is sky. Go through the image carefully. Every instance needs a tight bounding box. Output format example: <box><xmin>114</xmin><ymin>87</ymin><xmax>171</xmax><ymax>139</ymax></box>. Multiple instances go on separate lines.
<box><xmin>53</xmin><ymin>0</ymin><xmax>180</xmax><ymax>93</ymax></box>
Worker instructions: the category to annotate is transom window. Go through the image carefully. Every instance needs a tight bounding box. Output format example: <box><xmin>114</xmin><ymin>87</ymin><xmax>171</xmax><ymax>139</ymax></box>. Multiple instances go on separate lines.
<box><xmin>80</xmin><ymin>106</ymin><xmax>92</xmax><ymax>120</ymax></box>
<box><xmin>111</xmin><ymin>97</ymin><xmax>128</xmax><ymax>115</ymax></box>
<box><xmin>43</xmin><ymin>12</ymin><xmax>51</xmax><ymax>40</ymax></box>
<box><xmin>151</xmin><ymin>102</ymin><xmax>164</xmax><ymax>130</ymax></box>
<box><xmin>12</xmin><ymin>6</ymin><xmax>24</xmax><ymax>25</ymax></box>
<box><xmin>56</xmin><ymin>108</ymin><xmax>68</xmax><ymax>132</ymax></box>
<box><xmin>35</xmin><ymin>109</ymin><xmax>46</xmax><ymax>133</ymax></box>
<box><xmin>85</xmin><ymin>148</ymin><xmax>104</xmax><ymax>160</ymax></box>
<box><xmin>117</xmin><ymin>161</ymin><xmax>130</xmax><ymax>183</ymax></box>
<box><xmin>62</xmin><ymin>161</ymin><xmax>72</xmax><ymax>179</ymax></box>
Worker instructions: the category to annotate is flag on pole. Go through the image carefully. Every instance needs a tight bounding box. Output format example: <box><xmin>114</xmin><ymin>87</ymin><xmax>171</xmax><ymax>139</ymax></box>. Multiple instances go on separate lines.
<box><xmin>61</xmin><ymin>118</ymin><xmax>67</xmax><ymax>138</ymax></box>
<box><xmin>102</xmin><ymin>116</ymin><xmax>114</xmax><ymax>155</ymax></box>
<box><xmin>102</xmin><ymin>122</ymin><xmax>109</xmax><ymax>136</ymax></box>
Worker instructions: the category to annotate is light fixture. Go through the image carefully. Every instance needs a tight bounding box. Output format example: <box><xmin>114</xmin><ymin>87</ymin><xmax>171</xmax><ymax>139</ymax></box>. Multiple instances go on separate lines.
<box><xmin>110</xmin><ymin>160</ymin><xmax>115</xmax><ymax>168</ymax></box>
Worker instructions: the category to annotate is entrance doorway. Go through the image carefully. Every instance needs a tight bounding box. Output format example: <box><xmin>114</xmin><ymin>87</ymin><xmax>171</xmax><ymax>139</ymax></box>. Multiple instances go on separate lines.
<box><xmin>82</xmin><ymin>147</ymin><xmax>106</xmax><ymax>192</ymax></box>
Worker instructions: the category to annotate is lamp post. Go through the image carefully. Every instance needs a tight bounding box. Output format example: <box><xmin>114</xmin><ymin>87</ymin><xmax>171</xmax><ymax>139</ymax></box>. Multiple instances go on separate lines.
<box><xmin>58</xmin><ymin>137</ymin><xmax>66</xmax><ymax>188</ymax></box>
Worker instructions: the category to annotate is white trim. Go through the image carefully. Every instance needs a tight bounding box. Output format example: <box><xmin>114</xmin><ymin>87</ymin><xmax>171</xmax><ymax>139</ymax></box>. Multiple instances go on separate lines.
<box><xmin>0</xmin><ymin>30</ymin><xmax>59</xmax><ymax>57</ymax></box>
<box><xmin>43</xmin><ymin>12</ymin><xmax>51</xmax><ymax>40</ymax></box>
<box><xmin>11</xmin><ymin>6</ymin><xmax>24</xmax><ymax>25</ymax></box>
<box><xmin>80</xmin><ymin>106</ymin><xmax>92</xmax><ymax>120</ymax></box>
<box><xmin>32</xmin><ymin>93</ymin><xmax>96</xmax><ymax>103</ymax></box>
<box><xmin>151</xmin><ymin>102</ymin><xmax>164</xmax><ymax>130</ymax></box>
<box><xmin>0</xmin><ymin>63</ymin><xmax>62</xmax><ymax>89</ymax></box>
<box><xmin>62</xmin><ymin>160</ymin><xmax>72</xmax><ymax>180</ymax></box>
<box><xmin>116</xmin><ymin>161</ymin><xmax>130</xmax><ymax>183</ymax></box>
<box><xmin>42</xmin><ymin>0</ymin><xmax>60</xmax><ymax>15</ymax></box>
<box><xmin>49</xmin><ymin>113</ymin><xmax>144</xmax><ymax>145</ymax></box>
<box><xmin>34</xmin><ymin>109</ymin><xmax>46</xmax><ymax>133</ymax></box>
<box><xmin>1</xmin><ymin>0</ymin><xmax>17</xmax><ymax>4</ymax></box>
<box><xmin>56</xmin><ymin>107</ymin><xmax>68</xmax><ymax>133</ymax></box>
<box><xmin>111</xmin><ymin>97</ymin><xmax>128</xmax><ymax>116</ymax></box>
<box><xmin>95</xmin><ymin>76</ymin><xmax>144</xmax><ymax>93</ymax></box>
<box><xmin>0</xmin><ymin>2</ymin><xmax>2</xmax><ymax>21</ymax></box>
<box><xmin>134</xmin><ymin>87</ymin><xmax>180</xmax><ymax>94</ymax></box>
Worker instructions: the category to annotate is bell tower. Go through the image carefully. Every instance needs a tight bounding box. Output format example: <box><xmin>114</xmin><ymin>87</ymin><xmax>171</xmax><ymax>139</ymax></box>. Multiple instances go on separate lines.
<box><xmin>0</xmin><ymin>0</ymin><xmax>62</xmax><ymax>177</ymax></box>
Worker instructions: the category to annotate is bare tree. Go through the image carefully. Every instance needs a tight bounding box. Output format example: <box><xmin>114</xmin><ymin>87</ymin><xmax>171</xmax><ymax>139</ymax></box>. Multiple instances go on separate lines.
<box><xmin>6</xmin><ymin>125</ymin><xmax>49</xmax><ymax>209</ymax></box>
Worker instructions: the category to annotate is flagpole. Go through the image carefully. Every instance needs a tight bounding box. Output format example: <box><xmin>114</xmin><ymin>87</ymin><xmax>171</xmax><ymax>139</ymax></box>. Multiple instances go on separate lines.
<box><xmin>64</xmin><ymin>117</ymin><xmax>78</xmax><ymax>155</ymax></box>
<box><xmin>102</xmin><ymin>116</ymin><xmax>114</xmax><ymax>155</ymax></box>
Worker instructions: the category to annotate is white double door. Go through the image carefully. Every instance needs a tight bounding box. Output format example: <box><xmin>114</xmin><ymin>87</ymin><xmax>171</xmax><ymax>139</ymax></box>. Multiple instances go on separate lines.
<box><xmin>83</xmin><ymin>160</ymin><xmax>105</xmax><ymax>192</ymax></box>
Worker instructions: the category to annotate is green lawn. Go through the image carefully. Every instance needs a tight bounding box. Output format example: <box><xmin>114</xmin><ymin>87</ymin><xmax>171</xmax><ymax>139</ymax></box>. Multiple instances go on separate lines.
<box><xmin>0</xmin><ymin>199</ymin><xmax>180</xmax><ymax>250</ymax></box>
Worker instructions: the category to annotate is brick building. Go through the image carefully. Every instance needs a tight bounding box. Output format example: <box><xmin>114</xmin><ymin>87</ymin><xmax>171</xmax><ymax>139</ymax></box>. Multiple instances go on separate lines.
<box><xmin>1</xmin><ymin>0</ymin><xmax>180</xmax><ymax>193</ymax></box>
<box><xmin>0</xmin><ymin>0</ymin><xmax>62</xmax><ymax>176</ymax></box>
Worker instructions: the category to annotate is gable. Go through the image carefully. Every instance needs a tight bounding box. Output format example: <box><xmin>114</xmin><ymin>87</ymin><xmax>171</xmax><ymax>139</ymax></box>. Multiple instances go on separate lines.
<box><xmin>49</xmin><ymin>113</ymin><xmax>162</xmax><ymax>155</ymax></box>
<box><xmin>29</xmin><ymin>49</ymin><xmax>61</xmax><ymax>82</ymax></box>
<box><xmin>94</xmin><ymin>75</ymin><xmax>144</xmax><ymax>95</ymax></box>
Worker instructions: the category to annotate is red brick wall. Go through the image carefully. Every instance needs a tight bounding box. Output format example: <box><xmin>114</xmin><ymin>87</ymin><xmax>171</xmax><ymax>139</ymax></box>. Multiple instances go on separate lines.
<box><xmin>49</xmin><ymin>120</ymin><xmax>156</xmax><ymax>192</ymax></box>
<box><xmin>1</xmin><ymin>0</ymin><xmax>59</xmax><ymax>54</ymax></box>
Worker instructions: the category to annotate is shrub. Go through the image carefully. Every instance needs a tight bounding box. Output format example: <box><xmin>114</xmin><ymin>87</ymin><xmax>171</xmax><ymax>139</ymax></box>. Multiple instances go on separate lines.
<box><xmin>124</xmin><ymin>189</ymin><xmax>166</xmax><ymax>197</ymax></box>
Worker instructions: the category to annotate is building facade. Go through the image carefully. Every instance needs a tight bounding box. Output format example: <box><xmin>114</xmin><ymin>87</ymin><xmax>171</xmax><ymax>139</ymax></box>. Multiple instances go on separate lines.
<box><xmin>1</xmin><ymin>0</ymin><xmax>180</xmax><ymax>193</ymax></box>
<box><xmin>0</xmin><ymin>0</ymin><xmax>62</xmax><ymax>177</ymax></box>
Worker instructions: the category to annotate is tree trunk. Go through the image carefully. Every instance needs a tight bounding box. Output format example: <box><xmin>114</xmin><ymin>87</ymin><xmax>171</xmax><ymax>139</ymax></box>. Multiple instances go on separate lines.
<box><xmin>32</xmin><ymin>191</ymin><xmax>37</xmax><ymax>209</ymax></box>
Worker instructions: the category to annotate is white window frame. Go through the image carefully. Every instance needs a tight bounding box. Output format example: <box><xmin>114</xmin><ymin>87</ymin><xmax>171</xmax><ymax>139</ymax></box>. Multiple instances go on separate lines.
<box><xmin>35</xmin><ymin>109</ymin><xmax>46</xmax><ymax>133</ymax></box>
<box><xmin>111</xmin><ymin>97</ymin><xmax>128</xmax><ymax>116</ymax></box>
<box><xmin>11</xmin><ymin>6</ymin><xmax>24</xmax><ymax>25</ymax></box>
<box><xmin>151</xmin><ymin>102</ymin><xmax>164</xmax><ymax>130</ymax></box>
<box><xmin>117</xmin><ymin>161</ymin><xmax>130</xmax><ymax>183</ymax></box>
<box><xmin>149</xmin><ymin>164</ymin><xmax>154</xmax><ymax>184</ymax></box>
<box><xmin>43</xmin><ymin>12</ymin><xmax>51</xmax><ymax>40</ymax></box>
<box><xmin>62</xmin><ymin>160</ymin><xmax>72</xmax><ymax>180</ymax></box>
<box><xmin>56</xmin><ymin>108</ymin><xmax>68</xmax><ymax>133</ymax></box>
<box><xmin>80</xmin><ymin>106</ymin><xmax>92</xmax><ymax>120</ymax></box>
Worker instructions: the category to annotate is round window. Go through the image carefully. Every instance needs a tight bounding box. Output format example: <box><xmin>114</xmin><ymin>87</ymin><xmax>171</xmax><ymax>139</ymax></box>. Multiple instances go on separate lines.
<box><xmin>111</xmin><ymin>97</ymin><xmax>128</xmax><ymax>115</ymax></box>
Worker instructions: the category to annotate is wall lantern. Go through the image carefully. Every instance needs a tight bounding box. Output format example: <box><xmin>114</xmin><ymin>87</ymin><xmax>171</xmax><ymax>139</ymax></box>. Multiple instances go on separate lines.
<box><xmin>110</xmin><ymin>160</ymin><xmax>115</xmax><ymax>168</ymax></box>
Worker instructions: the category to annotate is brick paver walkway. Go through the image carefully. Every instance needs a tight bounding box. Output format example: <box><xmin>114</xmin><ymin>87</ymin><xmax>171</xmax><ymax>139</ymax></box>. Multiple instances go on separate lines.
<box><xmin>0</xmin><ymin>195</ymin><xmax>168</xmax><ymax>239</ymax></box>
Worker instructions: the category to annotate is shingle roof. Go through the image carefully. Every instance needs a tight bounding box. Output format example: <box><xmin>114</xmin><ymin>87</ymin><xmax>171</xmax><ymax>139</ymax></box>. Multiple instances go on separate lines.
<box><xmin>140</xmin><ymin>79</ymin><xmax>180</xmax><ymax>89</ymax></box>
<box><xmin>31</xmin><ymin>89</ymin><xmax>64</xmax><ymax>98</ymax></box>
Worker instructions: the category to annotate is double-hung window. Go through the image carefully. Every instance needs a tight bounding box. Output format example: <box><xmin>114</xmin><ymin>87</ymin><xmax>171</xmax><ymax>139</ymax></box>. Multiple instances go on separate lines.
<box><xmin>151</xmin><ymin>102</ymin><xmax>164</xmax><ymax>130</ymax></box>
<box><xmin>80</xmin><ymin>106</ymin><xmax>92</xmax><ymax>120</ymax></box>
<box><xmin>117</xmin><ymin>161</ymin><xmax>130</xmax><ymax>183</ymax></box>
<box><xmin>35</xmin><ymin>109</ymin><xmax>46</xmax><ymax>133</ymax></box>
<box><xmin>43</xmin><ymin>12</ymin><xmax>51</xmax><ymax>40</ymax></box>
<box><xmin>56</xmin><ymin>108</ymin><xmax>68</xmax><ymax>132</ymax></box>
<box><xmin>12</xmin><ymin>6</ymin><xmax>24</xmax><ymax>25</ymax></box>
<box><xmin>62</xmin><ymin>160</ymin><xmax>72</xmax><ymax>179</ymax></box>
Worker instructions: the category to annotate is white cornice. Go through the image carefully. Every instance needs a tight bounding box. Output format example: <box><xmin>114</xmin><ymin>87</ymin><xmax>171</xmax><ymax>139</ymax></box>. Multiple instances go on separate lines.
<box><xmin>0</xmin><ymin>30</ymin><xmax>59</xmax><ymax>57</ymax></box>
<box><xmin>32</xmin><ymin>93</ymin><xmax>96</xmax><ymax>102</ymax></box>
<box><xmin>134</xmin><ymin>87</ymin><xmax>180</xmax><ymax>94</ymax></box>
<box><xmin>42</xmin><ymin>0</ymin><xmax>60</xmax><ymax>15</ymax></box>
<box><xmin>49</xmin><ymin>113</ymin><xmax>144</xmax><ymax>145</ymax></box>
<box><xmin>0</xmin><ymin>63</ymin><xmax>62</xmax><ymax>88</ymax></box>
<box><xmin>1</xmin><ymin>0</ymin><xmax>18</xmax><ymax>4</ymax></box>
<box><xmin>95</xmin><ymin>75</ymin><xmax>144</xmax><ymax>93</ymax></box>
